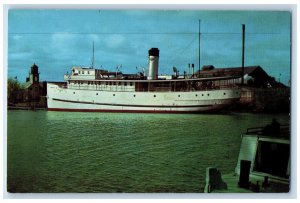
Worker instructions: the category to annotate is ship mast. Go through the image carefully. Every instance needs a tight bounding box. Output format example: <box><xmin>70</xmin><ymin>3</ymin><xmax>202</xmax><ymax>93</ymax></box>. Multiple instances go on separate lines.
<box><xmin>91</xmin><ymin>41</ymin><xmax>95</xmax><ymax>69</ymax></box>
<box><xmin>198</xmin><ymin>20</ymin><xmax>201</xmax><ymax>77</ymax></box>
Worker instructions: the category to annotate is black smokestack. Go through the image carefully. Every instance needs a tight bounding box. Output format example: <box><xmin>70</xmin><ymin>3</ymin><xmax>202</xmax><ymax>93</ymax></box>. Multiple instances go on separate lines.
<box><xmin>148</xmin><ymin>48</ymin><xmax>159</xmax><ymax>57</ymax></box>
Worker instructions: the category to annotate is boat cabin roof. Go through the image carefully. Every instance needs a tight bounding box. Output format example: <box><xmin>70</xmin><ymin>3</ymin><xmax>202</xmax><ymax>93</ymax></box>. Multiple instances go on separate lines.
<box><xmin>67</xmin><ymin>76</ymin><xmax>240</xmax><ymax>83</ymax></box>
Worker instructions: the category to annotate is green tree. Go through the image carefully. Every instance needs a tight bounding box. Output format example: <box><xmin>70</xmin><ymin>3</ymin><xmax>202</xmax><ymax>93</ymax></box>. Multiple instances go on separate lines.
<box><xmin>7</xmin><ymin>77</ymin><xmax>24</xmax><ymax>104</ymax></box>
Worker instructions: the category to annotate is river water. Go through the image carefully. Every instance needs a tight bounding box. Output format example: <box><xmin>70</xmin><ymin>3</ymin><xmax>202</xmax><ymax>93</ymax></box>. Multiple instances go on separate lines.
<box><xmin>7</xmin><ymin>110</ymin><xmax>290</xmax><ymax>193</ymax></box>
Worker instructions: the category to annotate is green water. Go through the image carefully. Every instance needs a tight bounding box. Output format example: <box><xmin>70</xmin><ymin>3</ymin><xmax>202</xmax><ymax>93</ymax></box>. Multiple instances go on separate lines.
<box><xmin>7</xmin><ymin>110</ymin><xmax>289</xmax><ymax>193</ymax></box>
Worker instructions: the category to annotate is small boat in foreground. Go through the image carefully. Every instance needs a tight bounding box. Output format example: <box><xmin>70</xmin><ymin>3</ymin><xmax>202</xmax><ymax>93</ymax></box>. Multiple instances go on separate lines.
<box><xmin>204</xmin><ymin>120</ymin><xmax>290</xmax><ymax>193</ymax></box>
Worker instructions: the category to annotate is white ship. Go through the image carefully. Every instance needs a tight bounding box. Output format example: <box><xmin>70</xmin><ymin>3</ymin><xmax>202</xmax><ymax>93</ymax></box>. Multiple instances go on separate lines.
<box><xmin>47</xmin><ymin>48</ymin><xmax>241</xmax><ymax>113</ymax></box>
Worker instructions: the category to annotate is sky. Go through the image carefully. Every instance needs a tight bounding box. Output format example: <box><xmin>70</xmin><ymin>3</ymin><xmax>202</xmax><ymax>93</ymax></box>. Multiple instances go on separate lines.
<box><xmin>7</xmin><ymin>10</ymin><xmax>291</xmax><ymax>85</ymax></box>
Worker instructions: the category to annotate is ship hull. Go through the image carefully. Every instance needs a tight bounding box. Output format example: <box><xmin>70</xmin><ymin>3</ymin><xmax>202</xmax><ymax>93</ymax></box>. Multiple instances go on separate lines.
<box><xmin>47</xmin><ymin>83</ymin><xmax>240</xmax><ymax>113</ymax></box>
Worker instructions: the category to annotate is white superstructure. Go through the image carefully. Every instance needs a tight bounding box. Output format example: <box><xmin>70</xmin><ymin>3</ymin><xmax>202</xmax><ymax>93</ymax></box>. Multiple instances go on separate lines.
<box><xmin>47</xmin><ymin>48</ymin><xmax>241</xmax><ymax>113</ymax></box>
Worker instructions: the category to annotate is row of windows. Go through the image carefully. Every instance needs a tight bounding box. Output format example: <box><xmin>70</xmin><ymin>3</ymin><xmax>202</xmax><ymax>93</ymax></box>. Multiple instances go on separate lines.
<box><xmin>78</xmin><ymin>70</ymin><xmax>90</xmax><ymax>75</ymax></box>
<box><xmin>72</xmin><ymin>92</ymin><xmax>225</xmax><ymax>97</ymax></box>
<box><xmin>72</xmin><ymin>81</ymin><xmax>134</xmax><ymax>86</ymax></box>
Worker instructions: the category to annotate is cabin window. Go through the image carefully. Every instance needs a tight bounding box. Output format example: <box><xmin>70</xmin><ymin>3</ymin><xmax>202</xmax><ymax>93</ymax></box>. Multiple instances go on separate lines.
<box><xmin>113</xmin><ymin>94</ymin><xmax>115</xmax><ymax>96</ymax></box>
<box><xmin>88</xmin><ymin>71</ymin><xmax>90</xmax><ymax>74</ymax></box>
<box><xmin>73</xmin><ymin>92</ymin><xmax>75</xmax><ymax>94</ymax></box>
<box><xmin>130</xmin><ymin>82</ymin><xmax>133</xmax><ymax>86</ymax></box>
<box><xmin>224</xmin><ymin>92</ymin><xmax>226</xmax><ymax>95</ymax></box>
<box><xmin>124</xmin><ymin>82</ymin><xmax>127</xmax><ymax>86</ymax></box>
<box><xmin>133</xmin><ymin>94</ymin><xmax>136</xmax><ymax>97</ymax></box>
<box><xmin>88</xmin><ymin>81</ymin><xmax>90</xmax><ymax>85</ymax></box>
<box><xmin>195</xmin><ymin>94</ymin><xmax>198</xmax><ymax>97</ymax></box>
<box><xmin>82</xmin><ymin>71</ymin><xmax>85</xmax><ymax>74</ymax></box>
<box><xmin>202</xmin><ymin>94</ymin><xmax>204</xmax><ymax>96</ymax></box>
<box><xmin>253</xmin><ymin>141</ymin><xmax>290</xmax><ymax>178</ymax></box>
<box><xmin>178</xmin><ymin>95</ymin><xmax>180</xmax><ymax>97</ymax></box>
<box><xmin>154</xmin><ymin>95</ymin><xmax>156</xmax><ymax>98</ymax></box>
<box><xmin>113</xmin><ymin>82</ymin><xmax>116</xmax><ymax>86</ymax></box>
<box><xmin>96</xmin><ymin>93</ymin><xmax>98</xmax><ymax>95</ymax></box>
<box><xmin>118</xmin><ymin>82</ymin><xmax>121</xmax><ymax>86</ymax></box>
<box><xmin>207</xmin><ymin>94</ymin><xmax>210</xmax><ymax>96</ymax></box>
<box><xmin>106</xmin><ymin>82</ymin><xmax>108</xmax><ymax>85</ymax></box>
<box><xmin>79</xmin><ymin>71</ymin><xmax>81</xmax><ymax>74</ymax></box>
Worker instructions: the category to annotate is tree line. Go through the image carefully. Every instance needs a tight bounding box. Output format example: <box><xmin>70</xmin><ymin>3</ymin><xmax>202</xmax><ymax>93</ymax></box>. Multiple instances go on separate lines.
<box><xmin>7</xmin><ymin>77</ymin><xmax>25</xmax><ymax>105</ymax></box>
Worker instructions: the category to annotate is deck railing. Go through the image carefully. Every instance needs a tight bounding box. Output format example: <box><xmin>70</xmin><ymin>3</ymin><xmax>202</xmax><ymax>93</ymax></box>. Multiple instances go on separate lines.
<box><xmin>245</xmin><ymin>125</ymin><xmax>290</xmax><ymax>137</ymax></box>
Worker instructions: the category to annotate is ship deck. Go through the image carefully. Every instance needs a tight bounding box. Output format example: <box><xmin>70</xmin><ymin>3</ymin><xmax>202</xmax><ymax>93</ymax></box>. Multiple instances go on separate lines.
<box><xmin>211</xmin><ymin>172</ymin><xmax>289</xmax><ymax>193</ymax></box>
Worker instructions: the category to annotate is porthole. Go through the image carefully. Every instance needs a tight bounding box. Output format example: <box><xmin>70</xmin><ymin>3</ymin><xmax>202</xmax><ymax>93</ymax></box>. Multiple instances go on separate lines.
<box><xmin>178</xmin><ymin>95</ymin><xmax>180</xmax><ymax>97</ymax></box>
<box><xmin>195</xmin><ymin>94</ymin><xmax>198</xmax><ymax>97</ymax></box>
<box><xmin>202</xmin><ymin>94</ymin><xmax>204</xmax><ymax>96</ymax></box>
<box><xmin>133</xmin><ymin>94</ymin><xmax>136</xmax><ymax>97</ymax></box>
<box><xmin>154</xmin><ymin>95</ymin><xmax>156</xmax><ymax>98</ymax></box>
<box><xmin>224</xmin><ymin>92</ymin><xmax>226</xmax><ymax>95</ymax></box>
<box><xmin>113</xmin><ymin>94</ymin><xmax>115</xmax><ymax>96</ymax></box>
<box><xmin>73</xmin><ymin>92</ymin><xmax>75</xmax><ymax>94</ymax></box>
<box><xmin>207</xmin><ymin>94</ymin><xmax>210</xmax><ymax>96</ymax></box>
<box><xmin>96</xmin><ymin>93</ymin><xmax>98</xmax><ymax>95</ymax></box>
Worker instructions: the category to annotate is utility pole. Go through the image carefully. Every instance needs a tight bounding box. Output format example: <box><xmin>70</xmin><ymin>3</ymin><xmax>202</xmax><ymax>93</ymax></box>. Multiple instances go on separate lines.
<box><xmin>242</xmin><ymin>24</ymin><xmax>245</xmax><ymax>85</ymax></box>
<box><xmin>198</xmin><ymin>20</ymin><xmax>201</xmax><ymax>78</ymax></box>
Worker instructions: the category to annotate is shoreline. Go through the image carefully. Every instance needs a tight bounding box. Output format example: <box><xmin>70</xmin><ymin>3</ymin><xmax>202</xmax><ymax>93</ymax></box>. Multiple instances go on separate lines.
<box><xmin>7</xmin><ymin>106</ymin><xmax>47</xmax><ymax>111</ymax></box>
<box><xmin>7</xmin><ymin>106</ymin><xmax>289</xmax><ymax>114</ymax></box>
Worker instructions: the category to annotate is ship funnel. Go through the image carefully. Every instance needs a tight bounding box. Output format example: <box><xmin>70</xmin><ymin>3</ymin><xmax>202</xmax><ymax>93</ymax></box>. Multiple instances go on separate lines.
<box><xmin>148</xmin><ymin>48</ymin><xmax>159</xmax><ymax>80</ymax></box>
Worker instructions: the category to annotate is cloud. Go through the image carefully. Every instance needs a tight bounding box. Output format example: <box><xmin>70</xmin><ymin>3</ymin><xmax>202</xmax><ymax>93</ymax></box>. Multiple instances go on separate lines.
<box><xmin>50</xmin><ymin>33</ymin><xmax>76</xmax><ymax>51</ymax></box>
<box><xmin>105</xmin><ymin>34</ymin><xmax>125</xmax><ymax>48</ymax></box>
<box><xmin>9</xmin><ymin>52</ymin><xmax>33</xmax><ymax>60</ymax></box>
<box><xmin>12</xmin><ymin>35</ymin><xmax>22</xmax><ymax>40</ymax></box>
